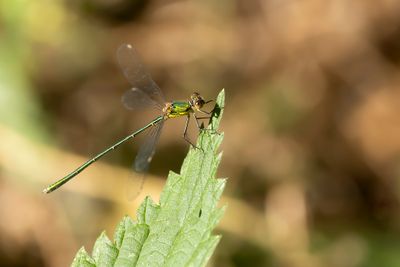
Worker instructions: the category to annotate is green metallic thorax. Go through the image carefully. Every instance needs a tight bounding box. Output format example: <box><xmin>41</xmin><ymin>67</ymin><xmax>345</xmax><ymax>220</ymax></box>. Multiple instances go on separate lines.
<box><xmin>167</xmin><ymin>101</ymin><xmax>192</xmax><ymax>118</ymax></box>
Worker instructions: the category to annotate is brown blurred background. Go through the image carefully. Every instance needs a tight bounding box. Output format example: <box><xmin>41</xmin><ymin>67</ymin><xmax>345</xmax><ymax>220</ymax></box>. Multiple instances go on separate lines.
<box><xmin>2</xmin><ymin>0</ymin><xmax>400</xmax><ymax>266</ymax></box>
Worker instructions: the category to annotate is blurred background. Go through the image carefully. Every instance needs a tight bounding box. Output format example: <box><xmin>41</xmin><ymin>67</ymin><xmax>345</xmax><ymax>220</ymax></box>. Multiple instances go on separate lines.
<box><xmin>2</xmin><ymin>0</ymin><xmax>400</xmax><ymax>266</ymax></box>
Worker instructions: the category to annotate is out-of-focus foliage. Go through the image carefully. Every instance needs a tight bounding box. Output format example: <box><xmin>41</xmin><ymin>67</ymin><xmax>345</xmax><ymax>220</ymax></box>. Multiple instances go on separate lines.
<box><xmin>2</xmin><ymin>0</ymin><xmax>400</xmax><ymax>267</ymax></box>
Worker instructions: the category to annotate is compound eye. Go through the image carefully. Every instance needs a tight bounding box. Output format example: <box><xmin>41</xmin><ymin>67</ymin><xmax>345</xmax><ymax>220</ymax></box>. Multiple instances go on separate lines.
<box><xmin>191</xmin><ymin>92</ymin><xmax>200</xmax><ymax>99</ymax></box>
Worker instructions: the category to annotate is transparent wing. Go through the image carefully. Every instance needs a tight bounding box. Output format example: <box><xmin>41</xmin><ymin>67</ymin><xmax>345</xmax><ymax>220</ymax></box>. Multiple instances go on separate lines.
<box><xmin>117</xmin><ymin>44</ymin><xmax>165</xmax><ymax>108</ymax></box>
<box><xmin>121</xmin><ymin>87</ymin><xmax>161</xmax><ymax>110</ymax></box>
<box><xmin>126</xmin><ymin>120</ymin><xmax>164</xmax><ymax>200</ymax></box>
<box><xmin>126</xmin><ymin>170</ymin><xmax>145</xmax><ymax>201</ymax></box>
<box><xmin>134</xmin><ymin>120</ymin><xmax>164</xmax><ymax>173</ymax></box>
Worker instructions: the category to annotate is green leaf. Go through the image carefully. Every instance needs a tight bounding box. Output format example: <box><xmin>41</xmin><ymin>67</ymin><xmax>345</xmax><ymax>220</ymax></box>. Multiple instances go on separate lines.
<box><xmin>72</xmin><ymin>247</ymin><xmax>96</xmax><ymax>267</ymax></box>
<box><xmin>92</xmin><ymin>232</ymin><xmax>118</xmax><ymax>267</ymax></box>
<box><xmin>72</xmin><ymin>89</ymin><xmax>226</xmax><ymax>267</ymax></box>
<box><xmin>113</xmin><ymin>216</ymin><xmax>135</xmax><ymax>250</ymax></box>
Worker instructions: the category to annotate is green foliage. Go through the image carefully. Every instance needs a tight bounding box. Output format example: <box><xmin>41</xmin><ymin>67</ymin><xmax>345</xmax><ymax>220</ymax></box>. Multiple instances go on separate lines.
<box><xmin>71</xmin><ymin>89</ymin><xmax>226</xmax><ymax>267</ymax></box>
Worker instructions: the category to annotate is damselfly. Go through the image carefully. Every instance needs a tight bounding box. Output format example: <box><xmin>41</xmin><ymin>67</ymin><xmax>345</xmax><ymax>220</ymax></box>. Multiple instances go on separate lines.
<box><xmin>43</xmin><ymin>44</ymin><xmax>212</xmax><ymax>196</ymax></box>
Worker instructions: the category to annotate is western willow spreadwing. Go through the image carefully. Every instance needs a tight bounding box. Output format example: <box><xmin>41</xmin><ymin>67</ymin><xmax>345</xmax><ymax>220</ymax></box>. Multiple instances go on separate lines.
<box><xmin>43</xmin><ymin>44</ymin><xmax>212</xmax><ymax>197</ymax></box>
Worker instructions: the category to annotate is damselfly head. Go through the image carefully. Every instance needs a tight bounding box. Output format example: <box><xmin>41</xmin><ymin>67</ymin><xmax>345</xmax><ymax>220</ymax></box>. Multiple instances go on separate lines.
<box><xmin>190</xmin><ymin>92</ymin><xmax>206</xmax><ymax>110</ymax></box>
